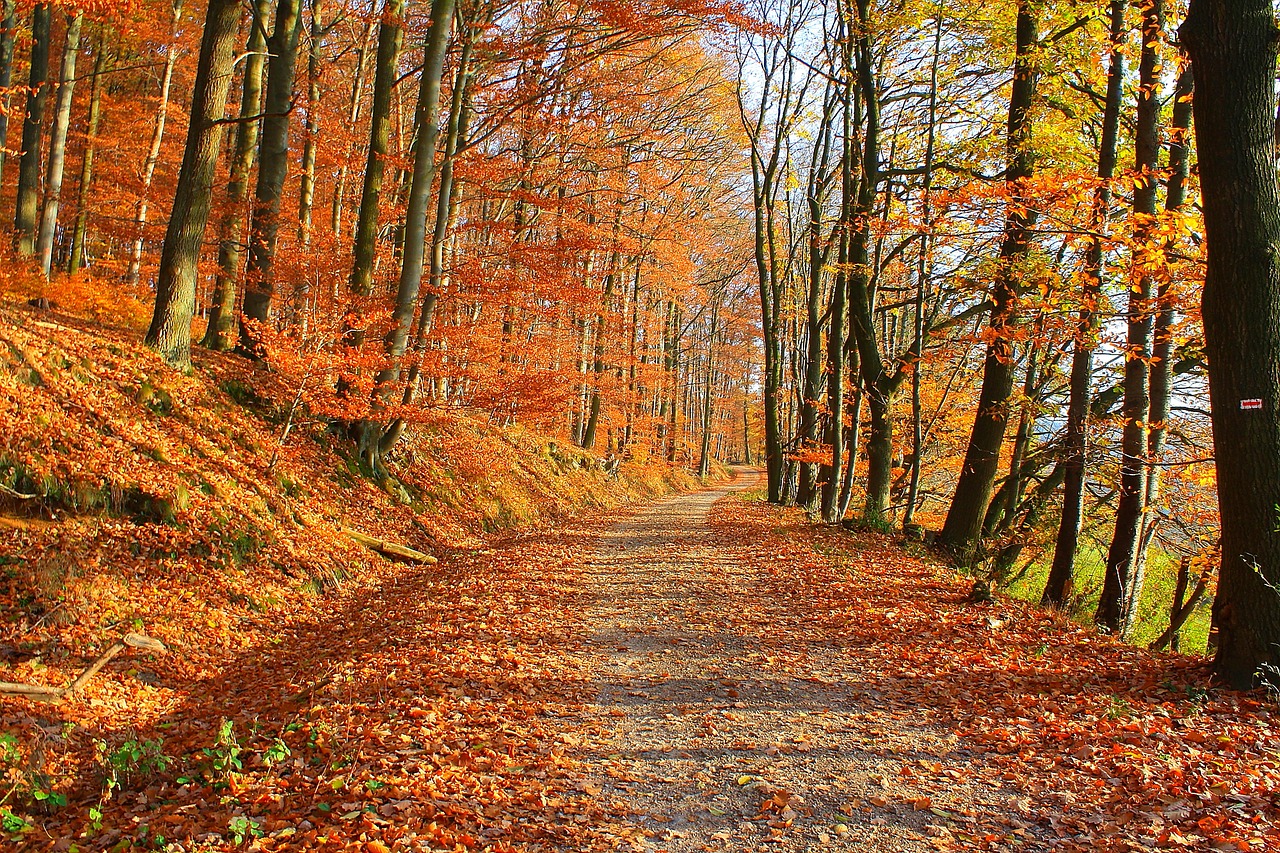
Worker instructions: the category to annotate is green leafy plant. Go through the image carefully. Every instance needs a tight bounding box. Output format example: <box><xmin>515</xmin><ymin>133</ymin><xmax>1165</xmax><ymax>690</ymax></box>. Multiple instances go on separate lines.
<box><xmin>263</xmin><ymin>737</ymin><xmax>291</xmax><ymax>767</ymax></box>
<box><xmin>227</xmin><ymin>814</ymin><xmax>263</xmax><ymax>845</ymax></box>
<box><xmin>1</xmin><ymin>809</ymin><xmax>31</xmax><ymax>834</ymax></box>
<box><xmin>98</xmin><ymin>738</ymin><xmax>171</xmax><ymax>792</ymax></box>
<box><xmin>203</xmin><ymin>720</ymin><xmax>244</xmax><ymax>782</ymax></box>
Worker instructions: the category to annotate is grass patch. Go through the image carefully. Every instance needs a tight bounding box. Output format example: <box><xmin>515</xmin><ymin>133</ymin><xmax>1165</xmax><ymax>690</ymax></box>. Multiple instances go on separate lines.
<box><xmin>1001</xmin><ymin>541</ymin><xmax>1211</xmax><ymax>653</ymax></box>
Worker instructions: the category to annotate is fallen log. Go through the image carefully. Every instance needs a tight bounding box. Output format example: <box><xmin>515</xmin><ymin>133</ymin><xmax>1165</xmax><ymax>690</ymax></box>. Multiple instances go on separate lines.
<box><xmin>342</xmin><ymin>528</ymin><xmax>437</xmax><ymax>565</ymax></box>
<box><xmin>0</xmin><ymin>633</ymin><xmax>167</xmax><ymax>702</ymax></box>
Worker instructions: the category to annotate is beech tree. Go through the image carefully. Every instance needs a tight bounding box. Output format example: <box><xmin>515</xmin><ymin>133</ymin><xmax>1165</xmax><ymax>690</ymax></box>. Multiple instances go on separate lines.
<box><xmin>1180</xmin><ymin>0</ymin><xmax>1280</xmax><ymax>689</ymax></box>
<box><xmin>14</xmin><ymin>4</ymin><xmax>51</xmax><ymax>257</ymax></box>
<box><xmin>143</xmin><ymin>0</ymin><xmax>242</xmax><ymax>369</ymax></box>
<box><xmin>939</xmin><ymin>0</ymin><xmax>1038</xmax><ymax>559</ymax></box>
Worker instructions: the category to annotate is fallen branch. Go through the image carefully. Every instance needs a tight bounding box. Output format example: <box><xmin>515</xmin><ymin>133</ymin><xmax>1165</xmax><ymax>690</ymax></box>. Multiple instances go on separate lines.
<box><xmin>0</xmin><ymin>633</ymin><xmax>167</xmax><ymax>702</ymax></box>
<box><xmin>0</xmin><ymin>482</ymin><xmax>39</xmax><ymax>501</ymax></box>
<box><xmin>343</xmin><ymin>528</ymin><xmax>437</xmax><ymax>565</ymax></box>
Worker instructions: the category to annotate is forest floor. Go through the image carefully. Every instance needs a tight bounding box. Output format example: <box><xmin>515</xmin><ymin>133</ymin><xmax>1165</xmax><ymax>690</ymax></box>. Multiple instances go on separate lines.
<box><xmin>1</xmin><ymin>306</ymin><xmax>1276</xmax><ymax>851</ymax></box>
<box><xmin>7</xmin><ymin>467</ymin><xmax>1279</xmax><ymax>852</ymax></box>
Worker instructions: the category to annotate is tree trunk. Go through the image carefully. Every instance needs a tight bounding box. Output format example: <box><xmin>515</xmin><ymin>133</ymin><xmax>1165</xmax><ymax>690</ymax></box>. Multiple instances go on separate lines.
<box><xmin>349</xmin><ymin>0</ymin><xmax>405</xmax><ymax>298</ymax></box>
<box><xmin>298</xmin><ymin>0</ymin><xmax>325</xmax><ymax>246</ymax></box>
<box><xmin>0</xmin><ymin>0</ymin><xmax>18</xmax><ymax>190</ymax></box>
<box><xmin>143</xmin><ymin>0</ymin><xmax>241</xmax><ymax>370</ymax></box>
<box><xmin>1180</xmin><ymin>0</ymin><xmax>1280</xmax><ymax>689</ymax></box>
<box><xmin>238</xmin><ymin>0</ymin><xmax>303</xmax><ymax>350</ymax></box>
<box><xmin>365</xmin><ymin>0</ymin><xmax>457</xmax><ymax>464</ymax></box>
<box><xmin>35</xmin><ymin>11</ymin><xmax>81</xmax><ymax>278</ymax></box>
<box><xmin>381</xmin><ymin>27</ymin><xmax>475</xmax><ymax>445</ymax></box>
<box><xmin>904</xmin><ymin>12</ymin><xmax>943</xmax><ymax>530</ymax></box>
<box><xmin>798</xmin><ymin>83</ymin><xmax>838</xmax><ymax>510</ymax></box>
<box><xmin>330</xmin><ymin>17</ymin><xmax>375</xmax><ymax>237</ymax></box>
<box><xmin>1044</xmin><ymin>2</ymin><xmax>1126</xmax><ymax>607</ymax></box>
<box><xmin>1098</xmin><ymin>0</ymin><xmax>1163</xmax><ymax>635</ymax></box>
<box><xmin>14</xmin><ymin>4</ymin><xmax>51</xmax><ymax>257</ymax></box>
<box><xmin>68</xmin><ymin>32</ymin><xmax>107</xmax><ymax>273</ymax></box>
<box><xmin>939</xmin><ymin>0</ymin><xmax>1037</xmax><ymax>560</ymax></box>
<box><xmin>821</xmin><ymin>73</ymin><xmax>853</xmax><ymax>523</ymax></box>
<box><xmin>126</xmin><ymin>0</ymin><xmax>179</xmax><ymax>286</ymax></box>
<box><xmin>201</xmin><ymin>0</ymin><xmax>269</xmax><ymax>352</ymax></box>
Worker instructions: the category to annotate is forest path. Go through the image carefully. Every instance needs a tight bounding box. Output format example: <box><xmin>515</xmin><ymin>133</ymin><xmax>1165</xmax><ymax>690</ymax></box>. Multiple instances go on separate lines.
<box><xmin>571</xmin><ymin>470</ymin><xmax>1026</xmax><ymax>852</ymax></box>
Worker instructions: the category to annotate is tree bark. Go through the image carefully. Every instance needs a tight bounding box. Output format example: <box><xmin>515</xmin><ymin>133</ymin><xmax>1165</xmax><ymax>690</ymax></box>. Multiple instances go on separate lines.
<box><xmin>202</xmin><ymin>0</ymin><xmax>270</xmax><ymax>352</ymax></box>
<box><xmin>349</xmin><ymin>0</ymin><xmax>405</xmax><ymax>298</ymax></box>
<box><xmin>1180</xmin><ymin>0</ymin><xmax>1280</xmax><ymax>689</ymax></box>
<box><xmin>364</xmin><ymin>0</ymin><xmax>457</xmax><ymax>464</ymax></box>
<box><xmin>939</xmin><ymin>0</ymin><xmax>1038</xmax><ymax>560</ymax></box>
<box><xmin>904</xmin><ymin>11</ymin><xmax>943</xmax><ymax>530</ymax></box>
<box><xmin>14</xmin><ymin>4</ymin><xmax>51</xmax><ymax>257</ymax></box>
<box><xmin>126</xmin><ymin>0</ymin><xmax>180</xmax><ymax>286</ymax></box>
<box><xmin>1098</xmin><ymin>0</ymin><xmax>1164</xmax><ymax>635</ymax></box>
<box><xmin>0</xmin><ymin>0</ymin><xmax>18</xmax><ymax>191</ymax></box>
<box><xmin>239</xmin><ymin>0</ymin><xmax>304</xmax><ymax>350</ymax></box>
<box><xmin>68</xmin><ymin>31</ymin><xmax>107</xmax><ymax>273</ymax></box>
<box><xmin>35</xmin><ymin>11</ymin><xmax>81</xmax><ymax>278</ymax></box>
<box><xmin>298</xmin><ymin>0</ymin><xmax>325</xmax><ymax>246</ymax></box>
<box><xmin>330</xmin><ymin>16</ymin><xmax>375</xmax><ymax>237</ymax></box>
<box><xmin>1043</xmin><ymin>6</ymin><xmax>1126</xmax><ymax>610</ymax></box>
<box><xmin>143</xmin><ymin>0</ymin><xmax>241</xmax><ymax>370</ymax></box>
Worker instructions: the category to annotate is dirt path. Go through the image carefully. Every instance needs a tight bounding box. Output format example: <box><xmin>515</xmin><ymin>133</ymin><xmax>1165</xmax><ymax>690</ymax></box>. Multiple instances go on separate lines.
<box><xmin>573</xmin><ymin>471</ymin><xmax>1027</xmax><ymax>852</ymax></box>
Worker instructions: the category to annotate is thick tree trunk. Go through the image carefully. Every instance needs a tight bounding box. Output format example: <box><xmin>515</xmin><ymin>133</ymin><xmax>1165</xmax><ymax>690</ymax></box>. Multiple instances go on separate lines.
<box><xmin>14</xmin><ymin>4</ymin><xmax>51</xmax><ymax>257</ymax></box>
<box><xmin>239</xmin><ymin>0</ymin><xmax>303</xmax><ymax>349</ymax></box>
<box><xmin>202</xmin><ymin>0</ymin><xmax>269</xmax><ymax>352</ymax></box>
<box><xmin>127</xmin><ymin>0</ymin><xmax>179</xmax><ymax>285</ymax></box>
<box><xmin>939</xmin><ymin>0</ymin><xmax>1037</xmax><ymax>560</ymax></box>
<box><xmin>144</xmin><ymin>0</ymin><xmax>241</xmax><ymax>370</ymax></box>
<box><xmin>349</xmin><ymin>0</ymin><xmax>405</xmax><ymax>298</ymax></box>
<box><xmin>68</xmin><ymin>33</ymin><xmax>107</xmax><ymax>273</ymax></box>
<box><xmin>1098</xmin><ymin>0</ymin><xmax>1163</xmax><ymax>635</ymax></box>
<box><xmin>35</xmin><ymin>11</ymin><xmax>81</xmax><ymax>278</ymax></box>
<box><xmin>1180</xmin><ymin>0</ymin><xmax>1280</xmax><ymax>689</ymax></box>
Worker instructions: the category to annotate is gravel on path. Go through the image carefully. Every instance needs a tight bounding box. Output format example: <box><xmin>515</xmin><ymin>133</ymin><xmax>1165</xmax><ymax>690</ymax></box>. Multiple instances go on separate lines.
<box><xmin>565</xmin><ymin>470</ymin><xmax>1030</xmax><ymax>852</ymax></box>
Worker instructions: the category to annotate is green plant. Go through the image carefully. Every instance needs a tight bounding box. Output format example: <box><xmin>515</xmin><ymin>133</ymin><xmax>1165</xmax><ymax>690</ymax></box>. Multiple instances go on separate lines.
<box><xmin>88</xmin><ymin>805</ymin><xmax>104</xmax><ymax>832</ymax></box>
<box><xmin>99</xmin><ymin>738</ymin><xmax>170</xmax><ymax>791</ymax></box>
<box><xmin>30</xmin><ymin>788</ymin><xmax>66</xmax><ymax>809</ymax></box>
<box><xmin>263</xmin><ymin>737</ymin><xmax>291</xmax><ymax>767</ymax></box>
<box><xmin>227</xmin><ymin>815</ymin><xmax>263</xmax><ymax>845</ymax></box>
<box><xmin>1</xmin><ymin>809</ymin><xmax>31</xmax><ymax>834</ymax></box>
<box><xmin>204</xmin><ymin>720</ymin><xmax>244</xmax><ymax>781</ymax></box>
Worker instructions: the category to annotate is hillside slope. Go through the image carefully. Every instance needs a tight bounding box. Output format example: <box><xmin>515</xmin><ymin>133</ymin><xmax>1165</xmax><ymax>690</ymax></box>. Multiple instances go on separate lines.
<box><xmin>0</xmin><ymin>301</ymin><xmax>696</xmax><ymax>845</ymax></box>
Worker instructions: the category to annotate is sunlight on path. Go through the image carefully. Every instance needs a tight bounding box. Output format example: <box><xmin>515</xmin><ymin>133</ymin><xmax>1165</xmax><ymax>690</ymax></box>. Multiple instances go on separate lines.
<box><xmin>573</xmin><ymin>470</ymin><xmax>1022</xmax><ymax>852</ymax></box>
